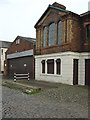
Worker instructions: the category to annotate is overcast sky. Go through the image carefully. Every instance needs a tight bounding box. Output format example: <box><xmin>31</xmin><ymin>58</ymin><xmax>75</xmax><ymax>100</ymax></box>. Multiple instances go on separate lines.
<box><xmin>0</xmin><ymin>0</ymin><xmax>90</xmax><ymax>42</ymax></box>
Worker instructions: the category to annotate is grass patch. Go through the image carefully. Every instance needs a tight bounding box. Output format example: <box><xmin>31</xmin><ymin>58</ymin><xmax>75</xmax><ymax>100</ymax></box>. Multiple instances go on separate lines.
<box><xmin>2</xmin><ymin>82</ymin><xmax>42</xmax><ymax>95</ymax></box>
<box><xmin>25</xmin><ymin>89</ymin><xmax>42</xmax><ymax>95</ymax></box>
<box><xmin>2</xmin><ymin>84</ymin><xmax>19</xmax><ymax>90</ymax></box>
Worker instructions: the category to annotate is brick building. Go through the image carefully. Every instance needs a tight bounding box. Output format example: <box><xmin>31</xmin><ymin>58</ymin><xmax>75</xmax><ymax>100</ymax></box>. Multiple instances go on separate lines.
<box><xmin>5</xmin><ymin>36</ymin><xmax>36</xmax><ymax>78</ymax></box>
<box><xmin>34</xmin><ymin>2</ymin><xmax>90</xmax><ymax>85</ymax></box>
<box><xmin>0</xmin><ymin>41</ymin><xmax>11</xmax><ymax>73</ymax></box>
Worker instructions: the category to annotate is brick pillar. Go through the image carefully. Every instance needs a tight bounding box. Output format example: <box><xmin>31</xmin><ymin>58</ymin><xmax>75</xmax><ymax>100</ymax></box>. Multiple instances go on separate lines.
<box><xmin>41</xmin><ymin>27</ymin><xmax>43</xmax><ymax>48</ymax></box>
<box><xmin>46</xmin><ymin>26</ymin><xmax>49</xmax><ymax>47</ymax></box>
<box><xmin>39</xmin><ymin>28</ymin><xmax>41</xmax><ymax>49</ymax></box>
<box><xmin>61</xmin><ymin>20</ymin><xmax>65</xmax><ymax>43</ymax></box>
<box><xmin>36</xmin><ymin>29</ymin><xmax>38</xmax><ymax>49</ymax></box>
<box><xmin>55</xmin><ymin>23</ymin><xmax>58</xmax><ymax>45</ymax></box>
<box><xmin>67</xmin><ymin>19</ymin><xmax>70</xmax><ymax>43</ymax></box>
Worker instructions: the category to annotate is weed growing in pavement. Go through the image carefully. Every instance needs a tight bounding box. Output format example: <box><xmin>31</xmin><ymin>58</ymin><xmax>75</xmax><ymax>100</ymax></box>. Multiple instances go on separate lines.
<box><xmin>25</xmin><ymin>89</ymin><xmax>42</xmax><ymax>95</ymax></box>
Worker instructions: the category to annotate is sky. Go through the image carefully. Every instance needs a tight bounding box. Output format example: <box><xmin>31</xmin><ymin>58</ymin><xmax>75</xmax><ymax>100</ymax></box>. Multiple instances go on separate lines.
<box><xmin>0</xmin><ymin>0</ymin><xmax>90</xmax><ymax>42</ymax></box>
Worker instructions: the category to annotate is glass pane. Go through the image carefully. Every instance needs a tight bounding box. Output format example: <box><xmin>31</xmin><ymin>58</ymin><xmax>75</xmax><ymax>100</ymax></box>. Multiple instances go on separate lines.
<box><xmin>86</xmin><ymin>24</ymin><xmax>90</xmax><ymax>43</ymax></box>
<box><xmin>58</xmin><ymin>21</ymin><xmax>62</xmax><ymax>44</ymax></box>
<box><xmin>47</xmin><ymin>59</ymin><xmax>54</xmax><ymax>74</ymax></box>
<box><xmin>49</xmin><ymin>23</ymin><xmax>55</xmax><ymax>46</ymax></box>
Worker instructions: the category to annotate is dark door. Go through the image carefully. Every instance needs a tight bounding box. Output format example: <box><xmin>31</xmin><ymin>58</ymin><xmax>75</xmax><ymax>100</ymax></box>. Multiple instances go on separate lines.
<box><xmin>73</xmin><ymin>59</ymin><xmax>78</xmax><ymax>85</ymax></box>
<box><xmin>85</xmin><ymin>59</ymin><xmax>90</xmax><ymax>86</ymax></box>
<box><xmin>8</xmin><ymin>56</ymin><xmax>33</xmax><ymax>78</ymax></box>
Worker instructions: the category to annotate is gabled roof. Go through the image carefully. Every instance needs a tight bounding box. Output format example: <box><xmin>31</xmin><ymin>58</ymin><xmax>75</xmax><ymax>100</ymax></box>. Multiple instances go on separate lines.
<box><xmin>0</xmin><ymin>40</ymin><xmax>12</xmax><ymax>48</ymax></box>
<box><xmin>17</xmin><ymin>36</ymin><xmax>36</xmax><ymax>45</ymax></box>
<box><xmin>80</xmin><ymin>11</ymin><xmax>90</xmax><ymax>17</ymax></box>
<box><xmin>8</xmin><ymin>36</ymin><xmax>36</xmax><ymax>50</ymax></box>
<box><xmin>34</xmin><ymin>3</ymin><xmax>69</xmax><ymax>28</ymax></box>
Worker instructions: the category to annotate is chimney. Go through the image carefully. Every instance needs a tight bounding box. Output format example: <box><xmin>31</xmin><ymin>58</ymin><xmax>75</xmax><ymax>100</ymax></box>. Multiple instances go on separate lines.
<box><xmin>52</xmin><ymin>2</ymin><xmax>66</xmax><ymax>10</ymax></box>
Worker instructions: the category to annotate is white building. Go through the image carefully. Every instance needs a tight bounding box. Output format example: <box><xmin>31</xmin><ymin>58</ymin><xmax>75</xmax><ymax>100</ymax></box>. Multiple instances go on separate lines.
<box><xmin>34</xmin><ymin>2</ymin><xmax>90</xmax><ymax>85</ymax></box>
<box><xmin>0</xmin><ymin>41</ymin><xmax>11</xmax><ymax>73</ymax></box>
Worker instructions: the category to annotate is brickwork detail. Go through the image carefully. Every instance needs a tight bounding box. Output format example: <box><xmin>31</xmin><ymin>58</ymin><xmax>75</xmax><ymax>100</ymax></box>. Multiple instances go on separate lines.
<box><xmin>35</xmin><ymin>3</ymin><xmax>90</xmax><ymax>55</ymax></box>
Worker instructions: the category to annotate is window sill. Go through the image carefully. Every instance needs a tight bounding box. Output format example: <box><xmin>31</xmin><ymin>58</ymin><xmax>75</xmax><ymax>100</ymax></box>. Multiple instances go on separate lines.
<box><xmin>40</xmin><ymin>73</ymin><xmax>62</xmax><ymax>77</ymax></box>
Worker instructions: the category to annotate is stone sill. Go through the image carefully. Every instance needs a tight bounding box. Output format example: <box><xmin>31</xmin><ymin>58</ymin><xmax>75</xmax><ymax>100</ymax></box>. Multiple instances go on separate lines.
<box><xmin>40</xmin><ymin>73</ymin><xmax>62</xmax><ymax>77</ymax></box>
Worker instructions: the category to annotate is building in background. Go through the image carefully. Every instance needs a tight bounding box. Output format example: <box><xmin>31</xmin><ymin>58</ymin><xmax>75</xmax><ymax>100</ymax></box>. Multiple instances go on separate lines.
<box><xmin>34</xmin><ymin>2</ymin><xmax>90</xmax><ymax>85</ymax></box>
<box><xmin>0</xmin><ymin>41</ymin><xmax>11</xmax><ymax>73</ymax></box>
<box><xmin>5</xmin><ymin>36</ymin><xmax>36</xmax><ymax>78</ymax></box>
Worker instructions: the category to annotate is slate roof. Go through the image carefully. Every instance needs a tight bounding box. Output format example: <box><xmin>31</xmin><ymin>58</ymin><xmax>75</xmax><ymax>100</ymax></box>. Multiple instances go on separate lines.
<box><xmin>17</xmin><ymin>36</ymin><xmax>36</xmax><ymax>45</ymax></box>
<box><xmin>0</xmin><ymin>41</ymin><xmax>12</xmax><ymax>48</ymax></box>
<box><xmin>80</xmin><ymin>11</ymin><xmax>90</xmax><ymax>17</ymax></box>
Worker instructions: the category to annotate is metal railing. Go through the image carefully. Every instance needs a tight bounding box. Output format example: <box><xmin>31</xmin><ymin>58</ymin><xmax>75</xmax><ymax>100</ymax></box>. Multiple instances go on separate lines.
<box><xmin>14</xmin><ymin>73</ymin><xmax>30</xmax><ymax>82</ymax></box>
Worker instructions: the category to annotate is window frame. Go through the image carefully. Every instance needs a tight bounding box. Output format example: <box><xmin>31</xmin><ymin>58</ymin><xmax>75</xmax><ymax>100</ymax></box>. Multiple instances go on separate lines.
<box><xmin>47</xmin><ymin>59</ymin><xmax>54</xmax><ymax>74</ymax></box>
<box><xmin>86</xmin><ymin>24</ymin><xmax>90</xmax><ymax>43</ymax></box>
<box><xmin>16</xmin><ymin>39</ymin><xmax>20</xmax><ymax>45</ymax></box>
<box><xmin>41</xmin><ymin>60</ymin><xmax>45</xmax><ymax>73</ymax></box>
<box><xmin>56</xmin><ymin>59</ymin><xmax>61</xmax><ymax>75</ymax></box>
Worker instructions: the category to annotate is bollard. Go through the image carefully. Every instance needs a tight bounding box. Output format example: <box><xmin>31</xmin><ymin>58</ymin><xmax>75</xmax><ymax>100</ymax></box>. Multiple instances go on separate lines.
<box><xmin>14</xmin><ymin>73</ymin><xmax>16</xmax><ymax>82</ymax></box>
<box><xmin>28</xmin><ymin>73</ymin><xmax>30</xmax><ymax>81</ymax></box>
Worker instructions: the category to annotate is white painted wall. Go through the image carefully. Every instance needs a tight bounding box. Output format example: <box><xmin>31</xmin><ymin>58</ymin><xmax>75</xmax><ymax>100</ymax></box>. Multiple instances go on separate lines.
<box><xmin>35</xmin><ymin>52</ymin><xmax>90</xmax><ymax>85</ymax></box>
<box><xmin>1</xmin><ymin>48</ymin><xmax>7</xmax><ymax>72</ymax></box>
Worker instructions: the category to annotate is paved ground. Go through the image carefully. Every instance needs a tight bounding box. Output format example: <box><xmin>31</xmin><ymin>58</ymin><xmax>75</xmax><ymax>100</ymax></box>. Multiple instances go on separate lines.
<box><xmin>0</xmin><ymin>74</ymin><xmax>2</xmax><ymax>119</ymax></box>
<box><xmin>1</xmin><ymin>75</ymin><xmax>89</xmax><ymax>118</ymax></box>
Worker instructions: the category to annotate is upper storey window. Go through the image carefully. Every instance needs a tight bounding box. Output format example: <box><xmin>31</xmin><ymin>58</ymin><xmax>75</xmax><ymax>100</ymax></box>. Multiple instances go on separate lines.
<box><xmin>43</xmin><ymin>26</ymin><xmax>47</xmax><ymax>47</ymax></box>
<box><xmin>86</xmin><ymin>24</ymin><xmax>90</xmax><ymax>43</ymax></box>
<box><xmin>16</xmin><ymin>39</ymin><xmax>20</xmax><ymax>45</ymax></box>
<box><xmin>48</xmin><ymin>23</ymin><xmax>55</xmax><ymax>46</ymax></box>
<box><xmin>57</xmin><ymin>21</ymin><xmax>62</xmax><ymax>44</ymax></box>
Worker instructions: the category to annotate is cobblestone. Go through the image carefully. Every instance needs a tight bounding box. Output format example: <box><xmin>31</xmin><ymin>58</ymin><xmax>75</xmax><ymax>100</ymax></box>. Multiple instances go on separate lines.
<box><xmin>2</xmin><ymin>84</ymin><xmax>88</xmax><ymax>118</ymax></box>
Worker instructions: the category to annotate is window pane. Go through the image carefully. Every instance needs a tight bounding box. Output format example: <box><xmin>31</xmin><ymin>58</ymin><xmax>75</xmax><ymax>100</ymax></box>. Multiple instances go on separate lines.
<box><xmin>47</xmin><ymin>59</ymin><xmax>54</xmax><ymax>74</ymax></box>
<box><xmin>86</xmin><ymin>24</ymin><xmax>90</xmax><ymax>43</ymax></box>
<box><xmin>2</xmin><ymin>49</ymin><xmax>3</xmax><ymax>55</ymax></box>
<box><xmin>43</xmin><ymin>27</ymin><xmax>47</xmax><ymax>47</ymax></box>
<box><xmin>58</xmin><ymin>21</ymin><xmax>62</xmax><ymax>44</ymax></box>
<box><xmin>49</xmin><ymin>23</ymin><xmax>55</xmax><ymax>46</ymax></box>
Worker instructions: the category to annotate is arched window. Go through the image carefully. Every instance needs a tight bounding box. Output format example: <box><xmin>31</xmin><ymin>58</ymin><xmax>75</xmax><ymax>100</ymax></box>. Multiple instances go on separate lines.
<box><xmin>43</xmin><ymin>26</ymin><xmax>47</xmax><ymax>47</ymax></box>
<box><xmin>48</xmin><ymin>23</ymin><xmax>55</xmax><ymax>46</ymax></box>
<box><xmin>41</xmin><ymin>60</ymin><xmax>45</xmax><ymax>73</ymax></box>
<box><xmin>56</xmin><ymin>59</ymin><xmax>61</xmax><ymax>75</ymax></box>
<box><xmin>57</xmin><ymin>21</ymin><xmax>62</xmax><ymax>44</ymax></box>
<box><xmin>47</xmin><ymin>59</ymin><xmax>54</xmax><ymax>74</ymax></box>
<box><xmin>86</xmin><ymin>24</ymin><xmax>90</xmax><ymax>43</ymax></box>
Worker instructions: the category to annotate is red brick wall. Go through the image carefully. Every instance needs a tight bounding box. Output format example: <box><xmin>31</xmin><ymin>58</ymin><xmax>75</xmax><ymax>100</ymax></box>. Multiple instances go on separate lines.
<box><xmin>35</xmin><ymin>5</ymin><xmax>90</xmax><ymax>55</ymax></box>
<box><xmin>7</xmin><ymin>37</ymin><xmax>33</xmax><ymax>55</ymax></box>
<box><xmin>80</xmin><ymin>15</ymin><xmax>90</xmax><ymax>52</ymax></box>
<box><xmin>5</xmin><ymin>37</ymin><xmax>35</xmax><ymax>77</ymax></box>
<box><xmin>71</xmin><ymin>17</ymin><xmax>82</xmax><ymax>52</ymax></box>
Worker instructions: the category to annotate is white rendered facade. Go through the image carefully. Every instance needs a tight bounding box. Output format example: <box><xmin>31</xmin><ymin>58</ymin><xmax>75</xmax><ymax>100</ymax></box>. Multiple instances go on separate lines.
<box><xmin>35</xmin><ymin>52</ymin><xmax>90</xmax><ymax>85</ymax></box>
<box><xmin>0</xmin><ymin>48</ymin><xmax>8</xmax><ymax>72</ymax></box>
